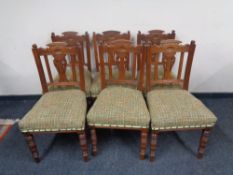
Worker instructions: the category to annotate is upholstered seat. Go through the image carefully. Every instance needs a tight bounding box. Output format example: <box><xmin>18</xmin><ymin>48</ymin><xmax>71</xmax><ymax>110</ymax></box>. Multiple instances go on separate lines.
<box><xmin>147</xmin><ymin>89</ymin><xmax>217</xmax><ymax>131</ymax></box>
<box><xmin>87</xmin><ymin>86</ymin><xmax>150</xmax><ymax>129</ymax></box>
<box><xmin>49</xmin><ymin>68</ymin><xmax>92</xmax><ymax>96</ymax></box>
<box><xmin>19</xmin><ymin>90</ymin><xmax>86</xmax><ymax>133</ymax></box>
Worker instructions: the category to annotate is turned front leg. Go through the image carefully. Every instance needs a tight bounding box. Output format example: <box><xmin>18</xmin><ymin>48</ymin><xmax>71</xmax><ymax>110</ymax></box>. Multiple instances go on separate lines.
<box><xmin>197</xmin><ymin>128</ymin><xmax>211</xmax><ymax>159</ymax></box>
<box><xmin>90</xmin><ymin>128</ymin><xmax>97</xmax><ymax>156</ymax></box>
<box><xmin>23</xmin><ymin>133</ymin><xmax>40</xmax><ymax>163</ymax></box>
<box><xmin>140</xmin><ymin>130</ymin><xmax>148</xmax><ymax>160</ymax></box>
<box><xmin>150</xmin><ymin>131</ymin><xmax>158</xmax><ymax>161</ymax></box>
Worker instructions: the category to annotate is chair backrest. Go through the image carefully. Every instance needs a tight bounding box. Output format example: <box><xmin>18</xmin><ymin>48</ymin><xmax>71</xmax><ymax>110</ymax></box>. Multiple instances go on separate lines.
<box><xmin>51</xmin><ymin>31</ymin><xmax>91</xmax><ymax>71</ymax></box>
<box><xmin>93</xmin><ymin>30</ymin><xmax>131</xmax><ymax>71</ymax></box>
<box><xmin>137</xmin><ymin>30</ymin><xmax>176</xmax><ymax>45</ymax></box>
<box><xmin>98</xmin><ymin>39</ymin><xmax>145</xmax><ymax>91</ymax></box>
<box><xmin>146</xmin><ymin>40</ymin><xmax>196</xmax><ymax>91</ymax></box>
<box><xmin>148</xmin><ymin>29</ymin><xmax>165</xmax><ymax>34</ymax></box>
<box><xmin>32</xmin><ymin>42</ymin><xmax>85</xmax><ymax>93</ymax></box>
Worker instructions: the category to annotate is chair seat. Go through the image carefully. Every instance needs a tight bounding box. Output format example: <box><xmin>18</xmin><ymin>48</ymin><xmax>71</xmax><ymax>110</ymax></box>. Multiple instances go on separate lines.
<box><xmin>19</xmin><ymin>90</ymin><xmax>87</xmax><ymax>133</ymax></box>
<box><xmin>87</xmin><ymin>86</ymin><xmax>150</xmax><ymax>129</ymax></box>
<box><xmin>147</xmin><ymin>89</ymin><xmax>217</xmax><ymax>131</ymax></box>
<box><xmin>49</xmin><ymin>68</ymin><xmax>92</xmax><ymax>97</ymax></box>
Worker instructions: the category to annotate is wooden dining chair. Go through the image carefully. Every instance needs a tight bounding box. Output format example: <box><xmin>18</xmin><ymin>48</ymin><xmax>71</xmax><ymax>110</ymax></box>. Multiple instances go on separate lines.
<box><xmin>145</xmin><ymin>40</ymin><xmax>217</xmax><ymax>161</ymax></box>
<box><xmin>18</xmin><ymin>42</ymin><xmax>88</xmax><ymax>162</ymax></box>
<box><xmin>87</xmin><ymin>39</ymin><xmax>150</xmax><ymax>159</ymax></box>
<box><xmin>90</xmin><ymin>31</ymin><xmax>131</xmax><ymax>97</ymax></box>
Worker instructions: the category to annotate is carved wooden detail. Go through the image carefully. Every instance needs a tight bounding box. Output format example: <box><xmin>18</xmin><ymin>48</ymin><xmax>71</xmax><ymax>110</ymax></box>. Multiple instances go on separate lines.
<box><xmin>51</xmin><ymin>31</ymin><xmax>91</xmax><ymax>71</ymax></box>
<box><xmin>93</xmin><ymin>31</ymin><xmax>131</xmax><ymax>71</ymax></box>
<box><xmin>146</xmin><ymin>40</ymin><xmax>196</xmax><ymax>91</ymax></box>
<box><xmin>137</xmin><ymin>30</ymin><xmax>176</xmax><ymax>45</ymax></box>
<box><xmin>99</xmin><ymin>39</ymin><xmax>145</xmax><ymax>90</ymax></box>
<box><xmin>32</xmin><ymin>42</ymin><xmax>85</xmax><ymax>93</ymax></box>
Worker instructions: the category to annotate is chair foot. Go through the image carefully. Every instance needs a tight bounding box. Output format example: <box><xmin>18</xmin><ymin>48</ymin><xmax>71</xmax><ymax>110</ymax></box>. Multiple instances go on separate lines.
<box><xmin>150</xmin><ymin>131</ymin><xmax>158</xmax><ymax>162</ymax></box>
<box><xmin>79</xmin><ymin>132</ymin><xmax>88</xmax><ymax>162</ymax></box>
<box><xmin>197</xmin><ymin>128</ymin><xmax>211</xmax><ymax>159</ymax></box>
<box><xmin>139</xmin><ymin>130</ymin><xmax>148</xmax><ymax>160</ymax></box>
<box><xmin>90</xmin><ymin>128</ymin><xmax>97</xmax><ymax>156</ymax></box>
<box><xmin>23</xmin><ymin>133</ymin><xmax>40</xmax><ymax>163</ymax></box>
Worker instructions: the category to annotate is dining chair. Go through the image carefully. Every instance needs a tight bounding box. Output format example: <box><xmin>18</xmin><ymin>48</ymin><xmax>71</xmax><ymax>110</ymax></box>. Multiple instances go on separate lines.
<box><xmin>145</xmin><ymin>40</ymin><xmax>217</xmax><ymax>161</ymax></box>
<box><xmin>87</xmin><ymin>39</ymin><xmax>150</xmax><ymax>159</ymax></box>
<box><xmin>18</xmin><ymin>42</ymin><xmax>88</xmax><ymax>162</ymax></box>
<box><xmin>90</xmin><ymin>31</ymin><xmax>131</xmax><ymax>97</ymax></box>
<box><xmin>51</xmin><ymin>31</ymin><xmax>92</xmax><ymax>96</ymax></box>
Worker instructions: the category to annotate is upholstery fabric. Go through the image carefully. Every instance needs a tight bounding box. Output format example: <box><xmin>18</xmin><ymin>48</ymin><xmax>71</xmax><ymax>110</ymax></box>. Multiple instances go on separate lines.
<box><xmin>87</xmin><ymin>86</ymin><xmax>150</xmax><ymax>129</ymax></box>
<box><xmin>49</xmin><ymin>68</ymin><xmax>92</xmax><ymax>96</ymax></box>
<box><xmin>19</xmin><ymin>90</ymin><xmax>86</xmax><ymax>132</ymax></box>
<box><xmin>90</xmin><ymin>66</ymin><xmax>133</xmax><ymax>97</ymax></box>
<box><xmin>147</xmin><ymin>89</ymin><xmax>217</xmax><ymax>130</ymax></box>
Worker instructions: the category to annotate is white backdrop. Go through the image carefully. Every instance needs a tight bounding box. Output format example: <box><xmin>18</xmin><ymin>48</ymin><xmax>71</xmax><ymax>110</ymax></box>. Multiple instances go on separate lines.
<box><xmin>0</xmin><ymin>0</ymin><xmax>233</xmax><ymax>95</ymax></box>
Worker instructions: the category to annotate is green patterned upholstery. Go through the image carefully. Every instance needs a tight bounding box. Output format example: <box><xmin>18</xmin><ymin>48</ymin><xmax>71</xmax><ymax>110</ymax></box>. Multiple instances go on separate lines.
<box><xmin>90</xmin><ymin>66</ymin><xmax>132</xmax><ymax>97</ymax></box>
<box><xmin>19</xmin><ymin>90</ymin><xmax>87</xmax><ymax>132</ymax></box>
<box><xmin>49</xmin><ymin>68</ymin><xmax>92</xmax><ymax>96</ymax></box>
<box><xmin>147</xmin><ymin>89</ymin><xmax>217</xmax><ymax>131</ymax></box>
<box><xmin>87</xmin><ymin>86</ymin><xmax>150</xmax><ymax>129</ymax></box>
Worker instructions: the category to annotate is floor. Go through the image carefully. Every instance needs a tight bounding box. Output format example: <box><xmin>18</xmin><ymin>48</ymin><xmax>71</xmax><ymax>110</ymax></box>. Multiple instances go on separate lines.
<box><xmin>0</xmin><ymin>95</ymin><xmax>232</xmax><ymax>175</ymax></box>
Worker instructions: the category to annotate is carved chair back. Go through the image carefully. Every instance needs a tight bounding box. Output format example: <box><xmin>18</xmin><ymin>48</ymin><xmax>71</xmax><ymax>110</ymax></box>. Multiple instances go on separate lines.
<box><xmin>137</xmin><ymin>30</ymin><xmax>176</xmax><ymax>45</ymax></box>
<box><xmin>99</xmin><ymin>39</ymin><xmax>145</xmax><ymax>91</ymax></box>
<box><xmin>146</xmin><ymin>40</ymin><xmax>196</xmax><ymax>91</ymax></box>
<box><xmin>93</xmin><ymin>31</ymin><xmax>131</xmax><ymax>71</ymax></box>
<box><xmin>32</xmin><ymin>42</ymin><xmax>85</xmax><ymax>94</ymax></box>
<box><xmin>51</xmin><ymin>31</ymin><xmax>91</xmax><ymax>71</ymax></box>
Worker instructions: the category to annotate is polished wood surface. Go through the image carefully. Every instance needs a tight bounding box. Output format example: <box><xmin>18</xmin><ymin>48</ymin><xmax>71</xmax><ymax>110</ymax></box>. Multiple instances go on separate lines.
<box><xmin>51</xmin><ymin>31</ymin><xmax>91</xmax><ymax>71</ymax></box>
<box><xmin>146</xmin><ymin>40</ymin><xmax>196</xmax><ymax>91</ymax></box>
<box><xmin>99</xmin><ymin>39</ymin><xmax>145</xmax><ymax>91</ymax></box>
<box><xmin>32</xmin><ymin>42</ymin><xmax>85</xmax><ymax>93</ymax></box>
<box><xmin>137</xmin><ymin>30</ymin><xmax>175</xmax><ymax>45</ymax></box>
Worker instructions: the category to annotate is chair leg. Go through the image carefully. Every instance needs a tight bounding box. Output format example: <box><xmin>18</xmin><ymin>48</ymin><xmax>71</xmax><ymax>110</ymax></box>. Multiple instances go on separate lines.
<box><xmin>150</xmin><ymin>131</ymin><xmax>158</xmax><ymax>162</ymax></box>
<box><xmin>197</xmin><ymin>128</ymin><xmax>211</xmax><ymax>159</ymax></box>
<box><xmin>23</xmin><ymin>133</ymin><xmax>40</xmax><ymax>163</ymax></box>
<box><xmin>90</xmin><ymin>128</ymin><xmax>97</xmax><ymax>156</ymax></box>
<box><xmin>140</xmin><ymin>130</ymin><xmax>148</xmax><ymax>160</ymax></box>
<box><xmin>79</xmin><ymin>132</ymin><xmax>88</xmax><ymax>161</ymax></box>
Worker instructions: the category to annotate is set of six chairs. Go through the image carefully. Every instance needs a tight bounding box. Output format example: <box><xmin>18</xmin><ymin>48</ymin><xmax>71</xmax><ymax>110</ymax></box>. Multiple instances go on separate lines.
<box><xmin>18</xmin><ymin>30</ymin><xmax>217</xmax><ymax>163</ymax></box>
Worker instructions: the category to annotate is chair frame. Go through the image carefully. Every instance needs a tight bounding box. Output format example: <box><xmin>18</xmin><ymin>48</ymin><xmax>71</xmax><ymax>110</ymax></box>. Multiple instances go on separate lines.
<box><xmin>89</xmin><ymin>39</ymin><xmax>149</xmax><ymax>160</ymax></box>
<box><xmin>93</xmin><ymin>30</ymin><xmax>131</xmax><ymax>72</ymax></box>
<box><xmin>51</xmin><ymin>31</ymin><xmax>91</xmax><ymax>72</ymax></box>
<box><xmin>146</xmin><ymin>40</ymin><xmax>214</xmax><ymax>161</ymax></box>
<box><xmin>22</xmin><ymin>42</ymin><xmax>88</xmax><ymax>162</ymax></box>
